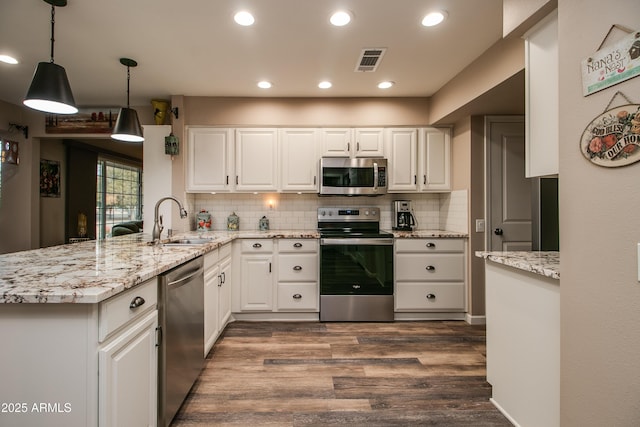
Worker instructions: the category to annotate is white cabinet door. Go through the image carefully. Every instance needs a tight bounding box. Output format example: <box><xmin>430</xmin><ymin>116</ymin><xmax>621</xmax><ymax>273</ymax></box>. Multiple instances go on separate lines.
<box><xmin>99</xmin><ymin>310</ymin><xmax>158</xmax><ymax>427</ymax></box>
<box><xmin>187</xmin><ymin>127</ymin><xmax>233</xmax><ymax>192</ymax></box>
<box><xmin>354</xmin><ymin>128</ymin><xmax>385</xmax><ymax>157</ymax></box>
<box><xmin>235</xmin><ymin>128</ymin><xmax>278</xmax><ymax>191</ymax></box>
<box><xmin>320</xmin><ymin>128</ymin><xmax>352</xmax><ymax>157</ymax></box>
<box><xmin>386</xmin><ymin>128</ymin><xmax>418</xmax><ymax>192</ymax></box>
<box><xmin>418</xmin><ymin>127</ymin><xmax>451</xmax><ymax>191</ymax></box>
<box><xmin>204</xmin><ymin>257</ymin><xmax>220</xmax><ymax>356</ymax></box>
<box><xmin>280</xmin><ymin>128</ymin><xmax>319</xmax><ymax>192</ymax></box>
<box><xmin>525</xmin><ymin>10</ymin><xmax>558</xmax><ymax>177</ymax></box>
<box><xmin>218</xmin><ymin>255</ymin><xmax>232</xmax><ymax>327</ymax></box>
<box><xmin>320</xmin><ymin>128</ymin><xmax>384</xmax><ymax>157</ymax></box>
<box><xmin>240</xmin><ymin>254</ymin><xmax>273</xmax><ymax>311</ymax></box>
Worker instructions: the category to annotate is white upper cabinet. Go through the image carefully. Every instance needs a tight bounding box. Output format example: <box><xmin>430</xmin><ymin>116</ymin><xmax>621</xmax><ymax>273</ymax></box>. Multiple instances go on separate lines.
<box><xmin>524</xmin><ymin>10</ymin><xmax>558</xmax><ymax>177</ymax></box>
<box><xmin>386</xmin><ymin>128</ymin><xmax>418</xmax><ymax>192</ymax></box>
<box><xmin>320</xmin><ymin>128</ymin><xmax>384</xmax><ymax>157</ymax></box>
<box><xmin>280</xmin><ymin>128</ymin><xmax>320</xmax><ymax>192</ymax></box>
<box><xmin>186</xmin><ymin>127</ymin><xmax>233</xmax><ymax>192</ymax></box>
<box><xmin>235</xmin><ymin>128</ymin><xmax>279</xmax><ymax>191</ymax></box>
<box><xmin>418</xmin><ymin>127</ymin><xmax>451</xmax><ymax>191</ymax></box>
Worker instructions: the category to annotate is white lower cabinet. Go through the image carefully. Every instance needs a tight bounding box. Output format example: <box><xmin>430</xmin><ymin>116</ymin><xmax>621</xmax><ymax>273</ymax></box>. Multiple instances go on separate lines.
<box><xmin>97</xmin><ymin>278</ymin><xmax>158</xmax><ymax>427</ymax></box>
<box><xmin>204</xmin><ymin>243</ymin><xmax>232</xmax><ymax>355</ymax></box>
<box><xmin>395</xmin><ymin>238</ymin><xmax>465</xmax><ymax>312</ymax></box>
<box><xmin>238</xmin><ymin>239</ymin><xmax>274</xmax><ymax>311</ymax></box>
<box><xmin>277</xmin><ymin>239</ymin><xmax>318</xmax><ymax>311</ymax></box>
<box><xmin>98</xmin><ymin>310</ymin><xmax>158</xmax><ymax>427</ymax></box>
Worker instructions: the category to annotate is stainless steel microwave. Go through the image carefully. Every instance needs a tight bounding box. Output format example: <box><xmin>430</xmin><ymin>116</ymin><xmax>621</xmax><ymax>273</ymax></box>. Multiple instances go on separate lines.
<box><xmin>319</xmin><ymin>157</ymin><xmax>387</xmax><ymax>196</ymax></box>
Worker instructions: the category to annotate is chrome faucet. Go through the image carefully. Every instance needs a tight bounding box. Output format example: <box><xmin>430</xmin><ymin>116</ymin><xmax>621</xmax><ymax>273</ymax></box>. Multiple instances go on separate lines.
<box><xmin>152</xmin><ymin>196</ymin><xmax>188</xmax><ymax>244</ymax></box>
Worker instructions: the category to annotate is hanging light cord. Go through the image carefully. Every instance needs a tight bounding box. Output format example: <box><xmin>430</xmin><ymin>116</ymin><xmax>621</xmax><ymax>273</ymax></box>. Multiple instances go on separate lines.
<box><xmin>49</xmin><ymin>4</ymin><xmax>56</xmax><ymax>63</ymax></box>
<box><xmin>126</xmin><ymin>65</ymin><xmax>131</xmax><ymax>108</ymax></box>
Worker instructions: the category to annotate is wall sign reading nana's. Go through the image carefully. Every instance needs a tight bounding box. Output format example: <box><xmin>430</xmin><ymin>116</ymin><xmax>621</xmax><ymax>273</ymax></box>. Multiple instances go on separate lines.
<box><xmin>581</xmin><ymin>104</ymin><xmax>640</xmax><ymax>167</ymax></box>
<box><xmin>581</xmin><ymin>30</ymin><xmax>640</xmax><ymax>96</ymax></box>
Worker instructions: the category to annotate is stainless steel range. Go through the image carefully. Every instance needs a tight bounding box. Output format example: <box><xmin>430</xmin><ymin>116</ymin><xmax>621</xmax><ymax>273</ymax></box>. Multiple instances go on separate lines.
<box><xmin>318</xmin><ymin>207</ymin><xmax>394</xmax><ymax>321</ymax></box>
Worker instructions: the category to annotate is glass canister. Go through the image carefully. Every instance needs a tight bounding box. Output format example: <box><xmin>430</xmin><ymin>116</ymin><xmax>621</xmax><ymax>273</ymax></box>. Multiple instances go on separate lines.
<box><xmin>227</xmin><ymin>212</ymin><xmax>239</xmax><ymax>231</ymax></box>
<box><xmin>196</xmin><ymin>209</ymin><xmax>212</xmax><ymax>231</ymax></box>
<box><xmin>259</xmin><ymin>216</ymin><xmax>269</xmax><ymax>231</ymax></box>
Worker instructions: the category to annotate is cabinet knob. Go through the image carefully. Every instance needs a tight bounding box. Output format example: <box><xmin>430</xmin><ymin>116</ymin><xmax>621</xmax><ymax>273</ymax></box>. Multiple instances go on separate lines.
<box><xmin>253</xmin><ymin>242</ymin><xmax>262</xmax><ymax>248</ymax></box>
<box><xmin>494</xmin><ymin>228</ymin><xmax>503</xmax><ymax>235</ymax></box>
<box><xmin>426</xmin><ymin>293</ymin><xmax>436</xmax><ymax>300</ymax></box>
<box><xmin>129</xmin><ymin>296</ymin><xmax>145</xmax><ymax>309</ymax></box>
<box><xmin>426</xmin><ymin>242</ymin><xmax>436</xmax><ymax>248</ymax></box>
<box><xmin>292</xmin><ymin>294</ymin><xmax>302</xmax><ymax>299</ymax></box>
<box><xmin>293</xmin><ymin>265</ymin><xmax>302</xmax><ymax>271</ymax></box>
<box><xmin>293</xmin><ymin>242</ymin><xmax>303</xmax><ymax>248</ymax></box>
<box><xmin>425</xmin><ymin>265</ymin><xmax>435</xmax><ymax>271</ymax></box>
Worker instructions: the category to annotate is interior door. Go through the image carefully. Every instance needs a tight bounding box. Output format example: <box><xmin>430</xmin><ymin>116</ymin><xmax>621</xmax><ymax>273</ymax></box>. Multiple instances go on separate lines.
<box><xmin>486</xmin><ymin>116</ymin><xmax>531</xmax><ymax>251</ymax></box>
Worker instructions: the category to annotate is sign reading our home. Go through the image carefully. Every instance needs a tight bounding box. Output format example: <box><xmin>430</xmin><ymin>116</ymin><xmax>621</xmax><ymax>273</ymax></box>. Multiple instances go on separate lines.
<box><xmin>581</xmin><ymin>104</ymin><xmax>640</xmax><ymax>167</ymax></box>
<box><xmin>581</xmin><ymin>31</ymin><xmax>640</xmax><ymax>96</ymax></box>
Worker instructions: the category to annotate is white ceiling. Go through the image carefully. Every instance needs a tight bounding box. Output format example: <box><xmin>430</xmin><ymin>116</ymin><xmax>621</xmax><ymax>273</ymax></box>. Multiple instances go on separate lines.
<box><xmin>0</xmin><ymin>0</ymin><xmax>504</xmax><ymax>108</ymax></box>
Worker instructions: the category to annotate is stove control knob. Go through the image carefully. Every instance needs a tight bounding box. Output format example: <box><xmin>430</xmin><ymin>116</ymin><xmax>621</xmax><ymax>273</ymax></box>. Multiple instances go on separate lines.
<box><xmin>328</xmin><ymin>211</ymin><xmax>333</xmax><ymax>216</ymax></box>
<box><xmin>320</xmin><ymin>210</ymin><xmax>326</xmax><ymax>216</ymax></box>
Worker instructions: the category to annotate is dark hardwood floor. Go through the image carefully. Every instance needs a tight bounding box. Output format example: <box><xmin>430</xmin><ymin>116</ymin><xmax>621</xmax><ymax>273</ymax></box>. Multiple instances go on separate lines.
<box><xmin>171</xmin><ymin>321</ymin><xmax>511</xmax><ymax>426</ymax></box>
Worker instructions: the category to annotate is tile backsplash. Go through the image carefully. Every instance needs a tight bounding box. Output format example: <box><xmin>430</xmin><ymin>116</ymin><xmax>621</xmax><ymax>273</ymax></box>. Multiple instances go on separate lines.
<box><xmin>191</xmin><ymin>190</ymin><xmax>468</xmax><ymax>233</ymax></box>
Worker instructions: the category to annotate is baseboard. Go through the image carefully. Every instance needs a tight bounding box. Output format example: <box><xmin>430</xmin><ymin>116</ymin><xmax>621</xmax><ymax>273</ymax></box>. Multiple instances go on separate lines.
<box><xmin>465</xmin><ymin>313</ymin><xmax>486</xmax><ymax>325</ymax></box>
<box><xmin>231</xmin><ymin>312</ymin><xmax>320</xmax><ymax>322</ymax></box>
<box><xmin>489</xmin><ymin>398</ymin><xmax>520</xmax><ymax>427</ymax></box>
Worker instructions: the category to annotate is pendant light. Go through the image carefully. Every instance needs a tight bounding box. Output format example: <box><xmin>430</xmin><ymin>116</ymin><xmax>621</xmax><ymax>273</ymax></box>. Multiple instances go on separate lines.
<box><xmin>24</xmin><ymin>0</ymin><xmax>78</xmax><ymax>115</ymax></box>
<box><xmin>111</xmin><ymin>58</ymin><xmax>144</xmax><ymax>143</ymax></box>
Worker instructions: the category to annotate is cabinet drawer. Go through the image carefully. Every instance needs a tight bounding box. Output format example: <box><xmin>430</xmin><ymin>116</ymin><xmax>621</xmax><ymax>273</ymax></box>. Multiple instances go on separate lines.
<box><xmin>395</xmin><ymin>283</ymin><xmax>464</xmax><ymax>311</ymax></box>
<box><xmin>278</xmin><ymin>239</ymin><xmax>318</xmax><ymax>253</ymax></box>
<box><xmin>395</xmin><ymin>253</ymin><xmax>464</xmax><ymax>281</ymax></box>
<box><xmin>278</xmin><ymin>253</ymin><xmax>318</xmax><ymax>281</ymax></box>
<box><xmin>241</xmin><ymin>239</ymin><xmax>274</xmax><ymax>253</ymax></box>
<box><xmin>277</xmin><ymin>283</ymin><xmax>318</xmax><ymax>311</ymax></box>
<box><xmin>99</xmin><ymin>278</ymin><xmax>157</xmax><ymax>342</ymax></box>
<box><xmin>395</xmin><ymin>238</ymin><xmax>464</xmax><ymax>253</ymax></box>
<box><xmin>204</xmin><ymin>248</ymin><xmax>219</xmax><ymax>270</ymax></box>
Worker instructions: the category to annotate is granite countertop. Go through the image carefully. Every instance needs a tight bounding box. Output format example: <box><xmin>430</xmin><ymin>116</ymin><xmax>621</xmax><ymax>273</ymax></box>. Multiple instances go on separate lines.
<box><xmin>476</xmin><ymin>251</ymin><xmax>560</xmax><ymax>280</ymax></box>
<box><xmin>0</xmin><ymin>230</ymin><xmax>317</xmax><ymax>304</ymax></box>
<box><xmin>389</xmin><ymin>229</ymin><xmax>468</xmax><ymax>238</ymax></box>
<box><xmin>0</xmin><ymin>228</ymin><xmax>463</xmax><ymax>304</ymax></box>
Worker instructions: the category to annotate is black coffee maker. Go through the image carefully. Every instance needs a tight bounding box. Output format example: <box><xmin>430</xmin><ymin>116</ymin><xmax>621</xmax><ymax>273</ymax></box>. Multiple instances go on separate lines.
<box><xmin>392</xmin><ymin>200</ymin><xmax>416</xmax><ymax>231</ymax></box>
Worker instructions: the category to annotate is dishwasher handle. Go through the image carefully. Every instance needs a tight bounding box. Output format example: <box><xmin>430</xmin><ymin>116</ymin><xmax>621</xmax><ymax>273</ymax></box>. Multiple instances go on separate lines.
<box><xmin>166</xmin><ymin>266</ymin><xmax>204</xmax><ymax>289</ymax></box>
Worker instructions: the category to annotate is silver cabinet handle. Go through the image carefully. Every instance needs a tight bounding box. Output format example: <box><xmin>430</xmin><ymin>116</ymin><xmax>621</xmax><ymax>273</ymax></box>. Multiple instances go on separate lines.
<box><xmin>129</xmin><ymin>296</ymin><xmax>145</xmax><ymax>309</ymax></box>
<box><xmin>426</xmin><ymin>265</ymin><xmax>435</xmax><ymax>271</ymax></box>
<box><xmin>426</xmin><ymin>293</ymin><xmax>436</xmax><ymax>300</ymax></box>
<box><xmin>292</xmin><ymin>294</ymin><xmax>302</xmax><ymax>299</ymax></box>
<box><xmin>426</xmin><ymin>242</ymin><xmax>436</xmax><ymax>248</ymax></box>
<box><xmin>293</xmin><ymin>242</ymin><xmax>303</xmax><ymax>248</ymax></box>
<box><xmin>293</xmin><ymin>265</ymin><xmax>302</xmax><ymax>271</ymax></box>
<box><xmin>253</xmin><ymin>242</ymin><xmax>262</xmax><ymax>248</ymax></box>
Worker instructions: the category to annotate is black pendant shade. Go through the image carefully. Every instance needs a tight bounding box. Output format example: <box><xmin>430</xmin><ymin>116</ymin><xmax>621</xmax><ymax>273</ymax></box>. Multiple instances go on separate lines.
<box><xmin>23</xmin><ymin>0</ymin><xmax>78</xmax><ymax>115</ymax></box>
<box><xmin>111</xmin><ymin>58</ymin><xmax>144</xmax><ymax>143</ymax></box>
<box><xmin>112</xmin><ymin>107</ymin><xmax>144</xmax><ymax>143</ymax></box>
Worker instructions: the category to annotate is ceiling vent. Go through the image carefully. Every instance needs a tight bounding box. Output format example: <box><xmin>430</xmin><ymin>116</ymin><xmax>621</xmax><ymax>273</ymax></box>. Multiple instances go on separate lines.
<box><xmin>355</xmin><ymin>48</ymin><xmax>386</xmax><ymax>72</ymax></box>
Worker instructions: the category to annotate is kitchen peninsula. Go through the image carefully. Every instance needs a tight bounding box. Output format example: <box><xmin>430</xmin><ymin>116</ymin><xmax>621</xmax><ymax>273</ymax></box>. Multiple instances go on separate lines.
<box><xmin>477</xmin><ymin>250</ymin><xmax>560</xmax><ymax>427</ymax></box>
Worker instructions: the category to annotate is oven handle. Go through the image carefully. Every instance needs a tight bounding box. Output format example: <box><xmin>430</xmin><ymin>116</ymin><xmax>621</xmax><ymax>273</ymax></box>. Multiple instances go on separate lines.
<box><xmin>320</xmin><ymin>237</ymin><xmax>393</xmax><ymax>246</ymax></box>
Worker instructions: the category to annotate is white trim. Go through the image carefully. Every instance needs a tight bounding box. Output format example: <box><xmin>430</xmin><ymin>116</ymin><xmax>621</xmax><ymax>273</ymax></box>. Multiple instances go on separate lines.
<box><xmin>465</xmin><ymin>313</ymin><xmax>486</xmax><ymax>325</ymax></box>
<box><xmin>490</xmin><ymin>398</ymin><xmax>521</xmax><ymax>427</ymax></box>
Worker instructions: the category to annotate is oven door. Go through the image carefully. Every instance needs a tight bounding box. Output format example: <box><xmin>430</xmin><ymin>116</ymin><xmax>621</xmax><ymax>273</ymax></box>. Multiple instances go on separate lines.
<box><xmin>320</xmin><ymin>237</ymin><xmax>394</xmax><ymax>295</ymax></box>
<box><xmin>319</xmin><ymin>157</ymin><xmax>387</xmax><ymax>196</ymax></box>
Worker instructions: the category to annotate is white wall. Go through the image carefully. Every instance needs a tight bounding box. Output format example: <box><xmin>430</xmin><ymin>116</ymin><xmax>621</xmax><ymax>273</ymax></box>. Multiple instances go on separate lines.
<box><xmin>558</xmin><ymin>1</ymin><xmax>640</xmax><ymax>425</ymax></box>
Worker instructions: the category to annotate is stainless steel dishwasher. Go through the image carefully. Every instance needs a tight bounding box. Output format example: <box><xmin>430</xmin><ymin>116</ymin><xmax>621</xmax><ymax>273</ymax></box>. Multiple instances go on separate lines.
<box><xmin>158</xmin><ymin>256</ymin><xmax>204</xmax><ymax>427</ymax></box>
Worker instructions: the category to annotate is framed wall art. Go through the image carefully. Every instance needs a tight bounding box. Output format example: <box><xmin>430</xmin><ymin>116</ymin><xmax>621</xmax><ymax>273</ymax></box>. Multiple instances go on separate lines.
<box><xmin>40</xmin><ymin>159</ymin><xmax>61</xmax><ymax>197</ymax></box>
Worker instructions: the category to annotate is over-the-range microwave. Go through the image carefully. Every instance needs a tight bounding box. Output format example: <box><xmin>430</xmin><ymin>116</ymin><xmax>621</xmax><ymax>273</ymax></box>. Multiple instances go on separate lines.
<box><xmin>319</xmin><ymin>157</ymin><xmax>387</xmax><ymax>196</ymax></box>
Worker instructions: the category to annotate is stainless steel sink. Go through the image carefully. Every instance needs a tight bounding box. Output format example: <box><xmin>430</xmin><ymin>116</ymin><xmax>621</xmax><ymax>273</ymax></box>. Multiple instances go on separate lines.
<box><xmin>164</xmin><ymin>238</ymin><xmax>214</xmax><ymax>246</ymax></box>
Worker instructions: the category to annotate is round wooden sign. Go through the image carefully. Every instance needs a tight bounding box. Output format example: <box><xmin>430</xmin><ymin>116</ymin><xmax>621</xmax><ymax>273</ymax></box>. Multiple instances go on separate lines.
<box><xmin>580</xmin><ymin>104</ymin><xmax>640</xmax><ymax>167</ymax></box>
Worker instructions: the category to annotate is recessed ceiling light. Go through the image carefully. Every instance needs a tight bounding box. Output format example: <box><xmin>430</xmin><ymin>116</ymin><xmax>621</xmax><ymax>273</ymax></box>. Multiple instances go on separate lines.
<box><xmin>0</xmin><ymin>55</ymin><xmax>18</xmax><ymax>65</ymax></box>
<box><xmin>330</xmin><ymin>10</ymin><xmax>352</xmax><ymax>26</ymax></box>
<box><xmin>421</xmin><ymin>11</ymin><xmax>447</xmax><ymax>27</ymax></box>
<box><xmin>234</xmin><ymin>11</ymin><xmax>255</xmax><ymax>26</ymax></box>
<box><xmin>257</xmin><ymin>81</ymin><xmax>272</xmax><ymax>89</ymax></box>
<box><xmin>318</xmin><ymin>81</ymin><xmax>332</xmax><ymax>89</ymax></box>
<box><xmin>378</xmin><ymin>81</ymin><xmax>394</xmax><ymax>89</ymax></box>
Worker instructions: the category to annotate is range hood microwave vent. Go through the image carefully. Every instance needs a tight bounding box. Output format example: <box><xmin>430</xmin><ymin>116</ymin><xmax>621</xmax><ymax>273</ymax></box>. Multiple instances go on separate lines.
<box><xmin>355</xmin><ymin>48</ymin><xmax>386</xmax><ymax>72</ymax></box>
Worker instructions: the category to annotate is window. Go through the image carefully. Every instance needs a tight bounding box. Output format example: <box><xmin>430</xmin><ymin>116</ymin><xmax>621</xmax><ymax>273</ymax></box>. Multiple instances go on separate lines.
<box><xmin>96</xmin><ymin>159</ymin><xmax>142</xmax><ymax>239</ymax></box>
